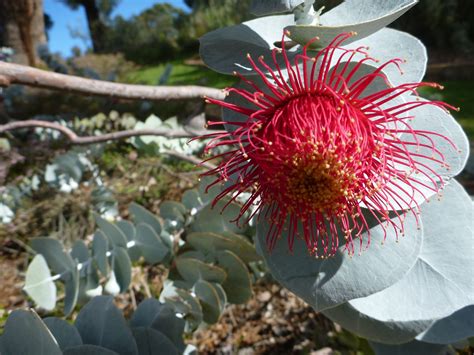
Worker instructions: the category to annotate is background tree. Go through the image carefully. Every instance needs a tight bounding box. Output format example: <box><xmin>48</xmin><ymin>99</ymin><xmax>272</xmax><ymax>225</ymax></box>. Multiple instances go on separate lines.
<box><xmin>392</xmin><ymin>0</ymin><xmax>474</xmax><ymax>55</ymax></box>
<box><xmin>103</xmin><ymin>3</ymin><xmax>186</xmax><ymax>64</ymax></box>
<box><xmin>0</xmin><ymin>0</ymin><xmax>47</xmax><ymax>66</ymax></box>
<box><xmin>59</xmin><ymin>0</ymin><xmax>120</xmax><ymax>53</ymax></box>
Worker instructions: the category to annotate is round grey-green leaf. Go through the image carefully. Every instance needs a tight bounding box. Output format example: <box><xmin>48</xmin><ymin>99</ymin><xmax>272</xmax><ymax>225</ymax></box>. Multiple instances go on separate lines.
<box><xmin>182</xmin><ymin>189</ymin><xmax>204</xmax><ymax>214</ymax></box>
<box><xmin>92</xmin><ymin>230</ymin><xmax>109</xmax><ymax>276</ymax></box>
<box><xmin>191</xmin><ymin>199</ymin><xmax>246</xmax><ymax>234</ymax></box>
<box><xmin>112</xmin><ymin>247</ymin><xmax>132</xmax><ymax>292</ymax></box>
<box><xmin>187</xmin><ymin>232</ymin><xmax>259</xmax><ymax>263</ymax></box>
<box><xmin>63</xmin><ymin>345</ymin><xmax>119</xmax><ymax>355</ymax></box>
<box><xmin>217</xmin><ymin>251</ymin><xmax>253</xmax><ymax>304</ymax></box>
<box><xmin>200</xmin><ymin>14</ymin><xmax>297</xmax><ymax>75</ymax></box>
<box><xmin>43</xmin><ymin>317</ymin><xmax>83</xmax><ymax>351</ymax></box>
<box><xmin>256</xmin><ymin>209</ymin><xmax>423</xmax><ymax>312</ymax></box>
<box><xmin>24</xmin><ymin>254</ymin><xmax>57</xmax><ymax>311</ymax></box>
<box><xmin>31</xmin><ymin>237</ymin><xmax>76</xmax><ymax>275</ymax></box>
<box><xmin>63</xmin><ymin>267</ymin><xmax>80</xmax><ymax>316</ymax></box>
<box><xmin>324</xmin><ymin>181</ymin><xmax>473</xmax><ymax>344</ymax></box>
<box><xmin>129</xmin><ymin>202</ymin><xmax>162</xmax><ymax>236</ymax></box>
<box><xmin>135</xmin><ymin>223</ymin><xmax>169</xmax><ymax>264</ymax></box>
<box><xmin>160</xmin><ymin>201</ymin><xmax>186</xmax><ymax>225</ymax></box>
<box><xmin>130</xmin><ymin>299</ymin><xmax>185</xmax><ymax>352</ymax></box>
<box><xmin>194</xmin><ymin>280</ymin><xmax>222</xmax><ymax>324</ymax></box>
<box><xmin>416</xmin><ymin>306</ymin><xmax>474</xmax><ymax>345</ymax></box>
<box><xmin>369</xmin><ymin>340</ymin><xmax>448</xmax><ymax>355</ymax></box>
<box><xmin>175</xmin><ymin>257</ymin><xmax>227</xmax><ymax>284</ymax></box>
<box><xmin>71</xmin><ymin>240</ymin><xmax>90</xmax><ymax>264</ymax></box>
<box><xmin>0</xmin><ymin>310</ymin><xmax>62</xmax><ymax>355</ymax></box>
<box><xmin>250</xmin><ymin>0</ymin><xmax>304</xmax><ymax>16</ymax></box>
<box><xmin>75</xmin><ymin>296</ymin><xmax>138</xmax><ymax>355</ymax></box>
<box><xmin>286</xmin><ymin>0</ymin><xmax>417</xmax><ymax>48</ymax></box>
<box><xmin>131</xmin><ymin>327</ymin><xmax>179</xmax><ymax>355</ymax></box>
<box><xmin>116</xmin><ymin>220</ymin><xmax>141</xmax><ymax>262</ymax></box>
<box><xmin>94</xmin><ymin>215</ymin><xmax>127</xmax><ymax>248</ymax></box>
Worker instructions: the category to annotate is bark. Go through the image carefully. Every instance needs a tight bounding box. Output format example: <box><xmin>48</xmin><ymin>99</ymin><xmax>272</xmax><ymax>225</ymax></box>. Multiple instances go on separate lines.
<box><xmin>82</xmin><ymin>0</ymin><xmax>106</xmax><ymax>53</ymax></box>
<box><xmin>0</xmin><ymin>0</ymin><xmax>46</xmax><ymax>66</ymax></box>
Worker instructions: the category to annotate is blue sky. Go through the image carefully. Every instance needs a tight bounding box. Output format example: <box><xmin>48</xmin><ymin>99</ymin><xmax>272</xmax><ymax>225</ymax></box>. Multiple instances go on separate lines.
<box><xmin>44</xmin><ymin>0</ymin><xmax>187</xmax><ymax>56</ymax></box>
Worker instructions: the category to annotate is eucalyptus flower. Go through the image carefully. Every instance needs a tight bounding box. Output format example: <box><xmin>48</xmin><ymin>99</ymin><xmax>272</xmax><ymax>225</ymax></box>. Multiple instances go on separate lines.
<box><xmin>198</xmin><ymin>0</ymin><xmax>473</xmax><ymax>350</ymax></box>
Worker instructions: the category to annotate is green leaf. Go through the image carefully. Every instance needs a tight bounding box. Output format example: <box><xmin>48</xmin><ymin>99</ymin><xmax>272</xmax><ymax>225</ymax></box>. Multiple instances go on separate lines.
<box><xmin>24</xmin><ymin>254</ymin><xmax>57</xmax><ymax>311</ymax></box>
<box><xmin>175</xmin><ymin>257</ymin><xmax>227</xmax><ymax>284</ymax></box>
<box><xmin>129</xmin><ymin>202</ymin><xmax>162</xmax><ymax>236</ymax></box>
<box><xmin>323</xmin><ymin>181</ymin><xmax>474</xmax><ymax>344</ymax></box>
<box><xmin>75</xmin><ymin>296</ymin><xmax>138</xmax><ymax>355</ymax></box>
<box><xmin>0</xmin><ymin>310</ymin><xmax>62</xmax><ymax>355</ymax></box>
<box><xmin>217</xmin><ymin>251</ymin><xmax>253</xmax><ymax>304</ymax></box>
<box><xmin>95</xmin><ymin>215</ymin><xmax>127</xmax><ymax>248</ymax></box>
<box><xmin>257</xmin><ymin>207</ymin><xmax>423</xmax><ymax>312</ymax></box>
<box><xmin>187</xmin><ymin>232</ymin><xmax>259</xmax><ymax>264</ymax></box>
<box><xmin>43</xmin><ymin>317</ymin><xmax>83</xmax><ymax>351</ymax></box>
<box><xmin>92</xmin><ymin>231</ymin><xmax>109</xmax><ymax>277</ymax></box>
<box><xmin>135</xmin><ymin>223</ymin><xmax>169</xmax><ymax>264</ymax></box>
<box><xmin>194</xmin><ymin>280</ymin><xmax>222</xmax><ymax>324</ymax></box>
<box><xmin>131</xmin><ymin>328</ymin><xmax>179</xmax><ymax>355</ymax></box>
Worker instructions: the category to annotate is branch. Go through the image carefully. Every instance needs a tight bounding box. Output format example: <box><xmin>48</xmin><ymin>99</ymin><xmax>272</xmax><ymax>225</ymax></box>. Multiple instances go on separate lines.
<box><xmin>0</xmin><ymin>119</ymin><xmax>217</xmax><ymax>169</ymax></box>
<box><xmin>0</xmin><ymin>61</ymin><xmax>226</xmax><ymax>101</ymax></box>
<box><xmin>163</xmin><ymin>150</ymin><xmax>216</xmax><ymax>170</ymax></box>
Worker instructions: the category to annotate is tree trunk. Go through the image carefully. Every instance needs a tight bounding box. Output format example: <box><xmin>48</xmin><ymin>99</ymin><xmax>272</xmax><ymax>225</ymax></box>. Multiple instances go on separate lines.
<box><xmin>82</xmin><ymin>0</ymin><xmax>106</xmax><ymax>53</ymax></box>
<box><xmin>0</xmin><ymin>0</ymin><xmax>46</xmax><ymax>66</ymax></box>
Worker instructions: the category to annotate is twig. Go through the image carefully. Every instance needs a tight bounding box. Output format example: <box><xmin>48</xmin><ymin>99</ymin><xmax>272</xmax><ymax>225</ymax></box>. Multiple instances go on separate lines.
<box><xmin>162</xmin><ymin>149</ymin><xmax>216</xmax><ymax>170</ymax></box>
<box><xmin>0</xmin><ymin>119</ymin><xmax>217</xmax><ymax>169</ymax></box>
<box><xmin>0</xmin><ymin>119</ymin><xmax>221</xmax><ymax>143</ymax></box>
<box><xmin>0</xmin><ymin>61</ymin><xmax>226</xmax><ymax>101</ymax></box>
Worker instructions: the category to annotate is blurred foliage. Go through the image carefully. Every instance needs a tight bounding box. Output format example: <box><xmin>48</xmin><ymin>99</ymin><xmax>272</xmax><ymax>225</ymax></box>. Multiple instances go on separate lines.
<box><xmin>102</xmin><ymin>1</ymin><xmax>252</xmax><ymax>64</ymax></box>
<box><xmin>70</xmin><ymin>53</ymin><xmax>137</xmax><ymax>81</ymax></box>
<box><xmin>184</xmin><ymin>0</ymin><xmax>252</xmax><ymax>38</ymax></box>
<box><xmin>419</xmin><ymin>80</ymin><xmax>474</xmax><ymax>139</ymax></box>
<box><xmin>392</xmin><ymin>0</ymin><xmax>474</xmax><ymax>54</ymax></box>
<box><xmin>103</xmin><ymin>4</ymin><xmax>188</xmax><ymax>64</ymax></box>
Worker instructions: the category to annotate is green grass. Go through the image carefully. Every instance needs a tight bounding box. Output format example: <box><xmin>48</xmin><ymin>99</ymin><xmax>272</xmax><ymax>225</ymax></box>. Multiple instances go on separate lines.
<box><xmin>125</xmin><ymin>60</ymin><xmax>236</xmax><ymax>88</ymax></box>
<box><xmin>419</xmin><ymin>80</ymin><xmax>474</xmax><ymax>140</ymax></box>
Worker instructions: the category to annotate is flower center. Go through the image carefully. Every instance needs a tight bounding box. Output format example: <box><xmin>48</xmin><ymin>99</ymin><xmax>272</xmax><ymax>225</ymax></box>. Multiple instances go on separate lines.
<box><xmin>284</xmin><ymin>151</ymin><xmax>356</xmax><ymax>214</ymax></box>
<box><xmin>253</xmin><ymin>92</ymin><xmax>375</xmax><ymax>217</ymax></box>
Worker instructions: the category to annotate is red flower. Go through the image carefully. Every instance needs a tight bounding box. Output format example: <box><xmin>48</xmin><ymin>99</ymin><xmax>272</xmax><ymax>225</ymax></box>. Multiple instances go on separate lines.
<box><xmin>201</xmin><ymin>32</ymin><xmax>457</xmax><ymax>258</ymax></box>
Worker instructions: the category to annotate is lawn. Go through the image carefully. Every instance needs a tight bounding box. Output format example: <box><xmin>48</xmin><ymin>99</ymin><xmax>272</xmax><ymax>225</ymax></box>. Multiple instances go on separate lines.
<box><xmin>125</xmin><ymin>60</ymin><xmax>236</xmax><ymax>88</ymax></box>
<box><xmin>419</xmin><ymin>80</ymin><xmax>474</xmax><ymax>140</ymax></box>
